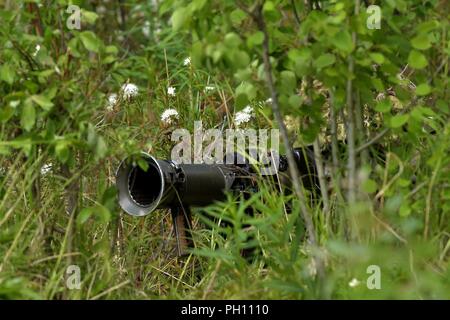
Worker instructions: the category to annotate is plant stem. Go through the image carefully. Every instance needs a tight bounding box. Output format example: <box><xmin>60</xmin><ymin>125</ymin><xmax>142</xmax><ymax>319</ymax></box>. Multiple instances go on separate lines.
<box><xmin>250</xmin><ymin>3</ymin><xmax>326</xmax><ymax>284</ymax></box>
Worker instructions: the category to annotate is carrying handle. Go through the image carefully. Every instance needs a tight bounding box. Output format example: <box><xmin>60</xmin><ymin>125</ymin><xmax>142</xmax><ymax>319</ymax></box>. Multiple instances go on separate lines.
<box><xmin>171</xmin><ymin>206</ymin><xmax>193</xmax><ymax>256</ymax></box>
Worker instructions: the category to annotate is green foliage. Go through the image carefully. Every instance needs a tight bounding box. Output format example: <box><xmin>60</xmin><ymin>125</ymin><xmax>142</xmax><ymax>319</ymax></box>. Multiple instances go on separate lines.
<box><xmin>0</xmin><ymin>0</ymin><xmax>448</xmax><ymax>300</ymax></box>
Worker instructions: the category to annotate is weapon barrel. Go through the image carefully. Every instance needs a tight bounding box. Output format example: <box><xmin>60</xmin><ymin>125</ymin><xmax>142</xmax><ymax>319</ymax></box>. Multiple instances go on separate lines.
<box><xmin>116</xmin><ymin>153</ymin><xmax>236</xmax><ymax>216</ymax></box>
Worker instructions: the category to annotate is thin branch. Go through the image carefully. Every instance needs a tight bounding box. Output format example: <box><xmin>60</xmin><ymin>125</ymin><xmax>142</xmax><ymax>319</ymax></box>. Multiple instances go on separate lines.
<box><xmin>249</xmin><ymin>7</ymin><xmax>323</xmax><ymax>284</ymax></box>
<box><xmin>356</xmin><ymin>128</ymin><xmax>389</xmax><ymax>154</ymax></box>
<box><xmin>291</xmin><ymin>0</ymin><xmax>301</xmax><ymax>26</ymax></box>
<box><xmin>252</xmin><ymin>4</ymin><xmax>317</xmax><ymax>244</ymax></box>
<box><xmin>313</xmin><ymin>139</ymin><xmax>330</xmax><ymax>215</ymax></box>
<box><xmin>346</xmin><ymin>58</ymin><xmax>356</xmax><ymax>204</ymax></box>
<box><xmin>329</xmin><ymin>92</ymin><xmax>339</xmax><ymax>177</ymax></box>
<box><xmin>424</xmin><ymin>158</ymin><xmax>441</xmax><ymax>240</ymax></box>
<box><xmin>354</xmin><ymin>90</ymin><xmax>369</xmax><ymax>162</ymax></box>
<box><xmin>346</xmin><ymin>0</ymin><xmax>361</xmax><ymax>205</ymax></box>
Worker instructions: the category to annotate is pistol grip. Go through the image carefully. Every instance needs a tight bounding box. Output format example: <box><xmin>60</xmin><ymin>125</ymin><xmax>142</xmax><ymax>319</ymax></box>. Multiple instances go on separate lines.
<box><xmin>171</xmin><ymin>206</ymin><xmax>193</xmax><ymax>256</ymax></box>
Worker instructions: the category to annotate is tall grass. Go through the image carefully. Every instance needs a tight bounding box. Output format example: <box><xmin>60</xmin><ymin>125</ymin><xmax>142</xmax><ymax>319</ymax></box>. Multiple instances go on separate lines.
<box><xmin>0</xmin><ymin>0</ymin><xmax>448</xmax><ymax>300</ymax></box>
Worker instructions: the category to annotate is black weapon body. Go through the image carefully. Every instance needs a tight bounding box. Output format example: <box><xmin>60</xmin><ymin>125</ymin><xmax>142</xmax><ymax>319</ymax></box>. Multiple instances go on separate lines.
<box><xmin>116</xmin><ymin>147</ymin><xmax>319</xmax><ymax>255</ymax></box>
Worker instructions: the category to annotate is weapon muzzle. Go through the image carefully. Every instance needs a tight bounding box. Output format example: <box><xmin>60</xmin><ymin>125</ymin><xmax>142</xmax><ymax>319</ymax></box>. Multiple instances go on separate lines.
<box><xmin>116</xmin><ymin>153</ymin><xmax>237</xmax><ymax>217</ymax></box>
<box><xmin>116</xmin><ymin>153</ymin><xmax>174</xmax><ymax>216</ymax></box>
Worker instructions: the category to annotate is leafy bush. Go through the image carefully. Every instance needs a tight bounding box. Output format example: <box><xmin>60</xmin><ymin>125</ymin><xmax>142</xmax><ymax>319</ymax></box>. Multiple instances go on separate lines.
<box><xmin>0</xmin><ymin>0</ymin><xmax>448</xmax><ymax>299</ymax></box>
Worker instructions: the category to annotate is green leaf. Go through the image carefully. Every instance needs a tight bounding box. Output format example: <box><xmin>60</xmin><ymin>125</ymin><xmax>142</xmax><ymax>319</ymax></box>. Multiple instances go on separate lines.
<box><xmin>416</xmin><ymin>83</ymin><xmax>431</xmax><ymax>96</ymax></box>
<box><xmin>31</xmin><ymin>95</ymin><xmax>53</xmax><ymax>111</ymax></box>
<box><xmin>371</xmin><ymin>78</ymin><xmax>385</xmax><ymax>92</ymax></box>
<box><xmin>78</xmin><ymin>205</ymin><xmax>111</xmax><ymax>225</ymax></box>
<box><xmin>263</xmin><ymin>1</ymin><xmax>275</xmax><ymax>12</ymax></box>
<box><xmin>235</xmin><ymin>82</ymin><xmax>256</xmax><ymax>105</ymax></box>
<box><xmin>230</xmin><ymin>8</ymin><xmax>246</xmax><ymax>24</ymax></box>
<box><xmin>190</xmin><ymin>0</ymin><xmax>207</xmax><ymax>11</ymax></box>
<box><xmin>362</xmin><ymin>179</ymin><xmax>377</xmax><ymax>193</ymax></box>
<box><xmin>77</xmin><ymin>207</ymin><xmax>93</xmax><ymax>226</ymax></box>
<box><xmin>411</xmin><ymin>34</ymin><xmax>431</xmax><ymax>50</ymax></box>
<box><xmin>331</xmin><ymin>31</ymin><xmax>354</xmax><ymax>53</ymax></box>
<box><xmin>288</xmin><ymin>95</ymin><xmax>301</xmax><ymax>108</ymax></box>
<box><xmin>171</xmin><ymin>7</ymin><xmax>188</xmax><ymax>31</ymax></box>
<box><xmin>55</xmin><ymin>141</ymin><xmax>70</xmax><ymax>163</ymax></box>
<box><xmin>95</xmin><ymin>136</ymin><xmax>108</xmax><ymax>159</ymax></box>
<box><xmin>95</xmin><ymin>205</ymin><xmax>111</xmax><ymax>223</ymax></box>
<box><xmin>388</xmin><ymin>114</ymin><xmax>409</xmax><ymax>128</ymax></box>
<box><xmin>0</xmin><ymin>106</ymin><xmax>15</xmax><ymax>123</ymax></box>
<box><xmin>105</xmin><ymin>45</ymin><xmax>118</xmax><ymax>55</ymax></box>
<box><xmin>370</xmin><ymin>53</ymin><xmax>385</xmax><ymax>64</ymax></box>
<box><xmin>0</xmin><ymin>145</ymin><xmax>11</xmax><ymax>156</ymax></box>
<box><xmin>375</xmin><ymin>99</ymin><xmax>391</xmax><ymax>113</ymax></box>
<box><xmin>87</xmin><ymin>124</ymin><xmax>97</xmax><ymax>146</ymax></box>
<box><xmin>399</xmin><ymin>203</ymin><xmax>411</xmax><ymax>217</ymax></box>
<box><xmin>137</xmin><ymin>159</ymin><xmax>149</xmax><ymax>171</ymax></box>
<box><xmin>0</xmin><ymin>64</ymin><xmax>15</xmax><ymax>85</ymax></box>
<box><xmin>224</xmin><ymin>32</ymin><xmax>242</xmax><ymax>48</ymax></box>
<box><xmin>289</xmin><ymin>48</ymin><xmax>312</xmax><ymax>76</ymax></box>
<box><xmin>247</xmin><ymin>31</ymin><xmax>264</xmax><ymax>47</ymax></box>
<box><xmin>102</xmin><ymin>55</ymin><xmax>116</xmax><ymax>64</ymax></box>
<box><xmin>280</xmin><ymin>71</ymin><xmax>296</xmax><ymax>94</ymax></box>
<box><xmin>408</xmin><ymin>50</ymin><xmax>428</xmax><ymax>69</ymax></box>
<box><xmin>79</xmin><ymin>31</ymin><xmax>101</xmax><ymax>53</ymax></box>
<box><xmin>81</xmin><ymin>9</ymin><xmax>98</xmax><ymax>25</ymax></box>
<box><xmin>20</xmin><ymin>102</ymin><xmax>35</xmax><ymax>131</ymax></box>
<box><xmin>416</xmin><ymin>20</ymin><xmax>440</xmax><ymax>34</ymax></box>
<box><xmin>232</xmin><ymin>50</ymin><xmax>250</xmax><ymax>69</ymax></box>
<box><xmin>314</xmin><ymin>53</ymin><xmax>336</xmax><ymax>69</ymax></box>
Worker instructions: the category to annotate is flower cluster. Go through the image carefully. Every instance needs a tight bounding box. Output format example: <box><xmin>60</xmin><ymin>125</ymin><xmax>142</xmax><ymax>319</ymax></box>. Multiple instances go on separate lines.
<box><xmin>234</xmin><ymin>105</ymin><xmax>254</xmax><ymax>126</ymax></box>
<box><xmin>33</xmin><ymin>44</ymin><xmax>41</xmax><ymax>57</ymax></box>
<box><xmin>167</xmin><ymin>86</ymin><xmax>176</xmax><ymax>96</ymax></box>
<box><xmin>204</xmin><ymin>85</ymin><xmax>215</xmax><ymax>92</ymax></box>
<box><xmin>121</xmin><ymin>83</ymin><xmax>139</xmax><ymax>99</ymax></box>
<box><xmin>106</xmin><ymin>94</ymin><xmax>118</xmax><ymax>111</ymax></box>
<box><xmin>161</xmin><ymin>108</ymin><xmax>179</xmax><ymax>125</ymax></box>
<box><xmin>40</xmin><ymin>163</ymin><xmax>52</xmax><ymax>175</ymax></box>
<box><xmin>348</xmin><ymin>278</ymin><xmax>360</xmax><ymax>288</ymax></box>
<box><xmin>105</xmin><ymin>82</ymin><xmax>139</xmax><ymax>111</ymax></box>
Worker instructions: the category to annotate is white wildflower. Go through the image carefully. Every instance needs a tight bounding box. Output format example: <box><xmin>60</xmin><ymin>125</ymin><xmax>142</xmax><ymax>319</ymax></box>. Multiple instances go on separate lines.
<box><xmin>142</xmin><ymin>21</ymin><xmax>150</xmax><ymax>38</ymax></box>
<box><xmin>183</xmin><ymin>57</ymin><xmax>191</xmax><ymax>66</ymax></box>
<box><xmin>9</xmin><ymin>100</ymin><xmax>20</xmax><ymax>108</ymax></box>
<box><xmin>121</xmin><ymin>83</ymin><xmax>139</xmax><ymax>99</ymax></box>
<box><xmin>348</xmin><ymin>278</ymin><xmax>361</xmax><ymax>288</ymax></box>
<box><xmin>161</xmin><ymin>108</ymin><xmax>179</xmax><ymax>125</ymax></box>
<box><xmin>242</xmin><ymin>105</ymin><xmax>253</xmax><ymax>114</ymax></box>
<box><xmin>96</xmin><ymin>5</ymin><xmax>106</xmax><ymax>14</ymax></box>
<box><xmin>265</xmin><ymin>97</ymin><xmax>272</xmax><ymax>104</ymax></box>
<box><xmin>234</xmin><ymin>106</ymin><xmax>254</xmax><ymax>126</ymax></box>
<box><xmin>150</xmin><ymin>0</ymin><xmax>158</xmax><ymax>8</ymax></box>
<box><xmin>204</xmin><ymin>85</ymin><xmax>215</xmax><ymax>92</ymax></box>
<box><xmin>284</xmin><ymin>115</ymin><xmax>299</xmax><ymax>133</ymax></box>
<box><xmin>167</xmin><ymin>86</ymin><xmax>176</xmax><ymax>96</ymax></box>
<box><xmin>307</xmin><ymin>257</ymin><xmax>317</xmax><ymax>277</ymax></box>
<box><xmin>33</xmin><ymin>44</ymin><xmax>41</xmax><ymax>57</ymax></box>
<box><xmin>107</xmin><ymin>94</ymin><xmax>117</xmax><ymax>111</ymax></box>
<box><xmin>41</xmin><ymin>163</ymin><xmax>52</xmax><ymax>175</ymax></box>
<box><xmin>375</xmin><ymin>92</ymin><xmax>385</xmax><ymax>101</ymax></box>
